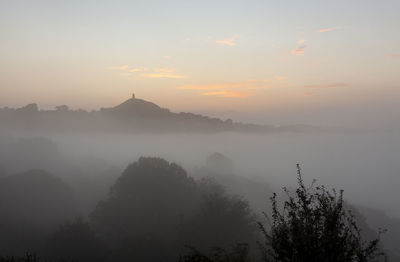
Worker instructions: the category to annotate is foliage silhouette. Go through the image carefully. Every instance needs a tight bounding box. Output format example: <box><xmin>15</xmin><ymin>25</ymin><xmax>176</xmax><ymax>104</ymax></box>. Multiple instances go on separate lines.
<box><xmin>0</xmin><ymin>253</ymin><xmax>68</xmax><ymax>262</ymax></box>
<box><xmin>0</xmin><ymin>170</ymin><xmax>77</xmax><ymax>256</ymax></box>
<box><xmin>0</xmin><ymin>254</ymin><xmax>40</xmax><ymax>262</ymax></box>
<box><xmin>179</xmin><ymin>243</ymin><xmax>251</xmax><ymax>262</ymax></box>
<box><xmin>0</xmin><ymin>160</ymin><xmax>389</xmax><ymax>262</ymax></box>
<box><xmin>257</xmin><ymin>164</ymin><xmax>386</xmax><ymax>262</ymax></box>
<box><xmin>47</xmin><ymin>218</ymin><xmax>106</xmax><ymax>262</ymax></box>
<box><xmin>91</xmin><ymin>157</ymin><xmax>255</xmax><ymax>261</ymax></box>
<box><xmin>179</xmin><ymin>178</ymin><xmax>255</xmax><ymax>253</ymax></box>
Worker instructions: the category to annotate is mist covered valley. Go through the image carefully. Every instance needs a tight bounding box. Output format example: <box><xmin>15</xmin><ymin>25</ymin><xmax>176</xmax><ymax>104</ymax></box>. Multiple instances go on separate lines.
<box><xmin>48</xmin><ymin>132</ymin><xmax>400</xmax><ymax>215</ymax></box>
<box><xmin>1</xmin><ymin>129</ymin><xmax>400</xmax><ymax>261</ymax></box>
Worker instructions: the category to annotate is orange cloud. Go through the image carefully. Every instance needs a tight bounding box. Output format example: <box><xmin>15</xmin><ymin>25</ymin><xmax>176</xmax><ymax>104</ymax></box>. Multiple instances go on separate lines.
<box><xmin>388</xmin><ymin>53</ymin><xmax>400</xmax><ymax>59</ymax></box>
<box><xmin>201</xmin><ymin>91</ymin><xmax>249</xmax><ymax>98</ymax></box>
<box><xmin>155</xmin><ymin>68</ymin><xmax>174</xmax><ymax>73</ymax></box>
<box><xmin>180</xmin><ymin>85</ymin><xmax>227</xmax><ymax>90</ymax></box>
<box><xmin>108</xmin><ymin>65</ymin><xmax>129</xmax><ymax>70</ymax></box>
<box><xmin>297</xmin><ymin>39</ymin><xmax>307</xmax><ymax>44</ymax></box>
<box><xmin>140</xmin><ymin>72</ymin><xmax>186</xmax><ymax>79</ymax></box>
<box><xmin>316</xmin><ymin>26</ymin><xmax>341</xmax><ymax>33</ymax></box>
<box><xmin>180</xmin><ymin>80</ymin><xmax>271</xmax><ymax>91</ymax></box>
<box><xmin>274</xmin><ymin>76</ymin><xmax>286</xmax><ymax>81</ymax></box>
<box><xmin>292</xmin><ymin>45</ymin><xmax>307</xmax><ymax>55</ymax></box>
<box><xmin>129</xmin><ymin>68</ymin><xmax>187</xmax><ymax>79</ymax></box>
<box><xmin>303</xmin><ymin>82</ymin><xmax>348</xmax><ymax>88</ymax></box>
<box><xmin>179</xmin><ymin>79</ymin><xmax>278</xmax><ymax>99</ymax></box>
<box><xmin>108</xmin><ymin>66</ymin><xmax>186</xmax><ymax>79</ymax></box>
<box><xmin>129</xmin><ymin>67</ymin><xmax>146</xmax><ymax>73</ymax></box>
<box><xmin>216</xmin><ymin>37</ymin><xmax>237</xmax><ymax>46</ymax></box>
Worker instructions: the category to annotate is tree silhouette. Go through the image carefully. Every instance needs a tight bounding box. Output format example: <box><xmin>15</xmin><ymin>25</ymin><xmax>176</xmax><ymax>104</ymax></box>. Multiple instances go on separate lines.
<box><xmin>46</xmin><ymin>218</ymin><xmax>106</xmax><ymax>262</ymax></box>
<box><xmin>91</xmin><ymin>157</ymin><xmax>256</xmax><ymax>261</ymax></box>
<box><xmin>0</xmin><ymin>170</ymin><xmax>77</xmax><ymax>256</ymax></box>
<box><xmin>179</xmin><ymin>243</ymin><xmax>250</xmax><ymax>262</ymax></box>
<box><xmin>180</xmin><ymin>178</ymin><xmax>255</xmax><ymax>253</ymax></box>
<box><xmin>257</xmin><ymin>164</ymin><xmax>385</xmax><ymax>262</ymax></box>
<box><xmin>91</xmin><ymin>157</ymin><xmax>199</xmax><ymax>261</ymax></box>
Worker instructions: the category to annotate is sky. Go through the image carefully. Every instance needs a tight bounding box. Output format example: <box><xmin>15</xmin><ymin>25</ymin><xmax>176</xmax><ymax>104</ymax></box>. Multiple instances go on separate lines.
<box><xmin>0</xmin><ymin>0</ymin><xmax>399</xmax><ymax>126</ymax></box>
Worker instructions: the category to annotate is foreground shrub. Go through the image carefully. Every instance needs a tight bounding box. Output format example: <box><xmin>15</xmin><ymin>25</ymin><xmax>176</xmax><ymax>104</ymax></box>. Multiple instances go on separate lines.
<box><xmin>258</xmin><ymin>164</ymin><xmax>385</xmax><ymax>262</ymax></box>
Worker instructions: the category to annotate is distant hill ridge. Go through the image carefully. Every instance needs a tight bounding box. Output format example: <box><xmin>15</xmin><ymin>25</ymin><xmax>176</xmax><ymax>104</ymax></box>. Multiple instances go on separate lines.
<box><xmin>101</xmin><ymin>94</ymin><xmax>171</xmax><ymax>117</ymax></box>
<box><xmin>0</xmin><ymin>94</ymin><xmax>321</xmax><ymax>133</ymax></box>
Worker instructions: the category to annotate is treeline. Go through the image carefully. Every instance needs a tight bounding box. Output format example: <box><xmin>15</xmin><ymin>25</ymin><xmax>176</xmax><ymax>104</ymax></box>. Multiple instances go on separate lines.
<box><xmin>0</xmin><ymin>157</ymin><xmax>255</xmax><ymax>261</ymax></box>
<box><xmin>0</xmin><ymin>157</ymin><xmax>390</xmax><ymax>261</ymax></box>
<box><xmin>0</xmin><ymin>97</ymin><xmax>320</xmax><ymax>134</ymax></box>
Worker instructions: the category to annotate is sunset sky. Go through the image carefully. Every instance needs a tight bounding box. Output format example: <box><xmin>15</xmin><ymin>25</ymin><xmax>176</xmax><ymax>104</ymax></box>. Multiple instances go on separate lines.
<box><xmin>1</xmin><ymin>0</ymin><xmax>399</xmax><ymax>125</ymax></box>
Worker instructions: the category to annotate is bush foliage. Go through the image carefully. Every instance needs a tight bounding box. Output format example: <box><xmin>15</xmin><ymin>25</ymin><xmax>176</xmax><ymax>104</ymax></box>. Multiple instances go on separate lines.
<box><xmin>257</xmin><ymin>164</ymin><xmax>385</xmax><ymax>262</ymax></box>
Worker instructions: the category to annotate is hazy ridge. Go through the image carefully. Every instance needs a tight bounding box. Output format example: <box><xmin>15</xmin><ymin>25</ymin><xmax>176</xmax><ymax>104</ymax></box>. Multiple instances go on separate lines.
<box><xmin>0</xmin><ymin>94</ymin><xmax>322</xmax><ymax>134</ymax></box>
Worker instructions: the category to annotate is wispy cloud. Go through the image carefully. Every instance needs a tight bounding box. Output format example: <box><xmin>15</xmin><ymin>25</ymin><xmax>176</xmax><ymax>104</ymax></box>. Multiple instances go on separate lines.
<box><xmin>179</xmin><ymin>79</ymin><xmax>276</xmax><ymax>98</ymax></box>
<box><xmin>180</xmin><ymin>84</ymin><xmax>227</xmax><ymax>91</ymax></box>
<box><xmin>201</xmin><ymin>91</ymin><xmax>250</xmax><ymax>98</ymax></box>
<box><xmin>296</xmin><ymin>26</ymin><xmax>306</xmax><ymax>34</ymax></box>
<box><xmin>108</xmin><ymin>65</ymin><xmax>186</xmax><ymax>79</ymax></box>
<box><xmin>292</xmin><ymin>40</ymin><xmax>307</xmax><ymax>56</ymax></box>
<box><xmin>108</xmin><ymin>65</ymin><xmax>129</xmax><ymax>70</ymax></box>
<box><xmin>297</xmin><ymin>39</ymin><xmax>307</xmax><ymax>45</ymax></box>
<box><xmin>303</xmin><ymin>82</ymin><xmax>348</xmax><ymax>88</ymax></box>
<box><xmin>140</xmin><ymin>72</ymin><xmax>186</xmax><ymax>79</ymax></box>
<box><xmin>292</xmin><ymin>45</ymin><xmax>307</xmax><ymax>55</ymax></box>
<box><xmin>274</xmin><ymin>76</ymin><xmax>286</xmax><ymax>81</ymax></box>
<box><xmin>216</xmin><ymin>37</ymin><xmax>237</xmax><ymax>46</ymax></box>
<box><xmin>129</xmin><ymin>67</ymin><xmax>146</xmax><ymax>73</ymax></box>
<box><xmin>155</xmin><ymin>68</ymin><xmax>174</xmax><ymax>73</ymax></box>
<box><xmin>388</xmin><ymin>53</ymin><xmax>400</xmax><ymax>59</ymax></box>
<box><xmin>139</xmin><ymin>68</ymin><xmax>187</xmax><ymax>78</ymax></box>
<box><xmin>316</xmin><ymin>26</ymin><xmax>341</xmax><ymax>33</ymax></box>
<box><xmin>180</xmin><ymin>80</ymin><xmax>271</xmax><ymax>92</ymax></box>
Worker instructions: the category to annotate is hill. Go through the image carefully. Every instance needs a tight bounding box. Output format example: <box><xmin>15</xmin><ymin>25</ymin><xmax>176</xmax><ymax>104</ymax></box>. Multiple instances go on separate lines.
<box><xmin>0</xmin><ymin>94</ymin><xmax>321</xmax><ymax>134</ymax></box>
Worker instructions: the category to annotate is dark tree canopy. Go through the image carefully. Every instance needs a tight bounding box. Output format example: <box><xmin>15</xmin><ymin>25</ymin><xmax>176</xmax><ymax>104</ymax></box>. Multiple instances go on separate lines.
<box><xmin>91</xmin><ymin>157</ymin><xmax>256</xmax><ymax>262</ymax></box>
<box><xmin>180</xmin><ymin>178</ymin><xmax>255</xmax><ymax>253</ymax></box>
<box><xmin>1</xmin><ymin>157</ymin><xmax>387</xmax><ymax>262</ymax></box>
<box><xmin>206</xmin><ymin>152</ymin><xmax>234</xmax><ymax>175</ymax></box>
<box><xmin>195</xmin><ymin>152</ymin><xmax>275</xmax><ymax>214</ymax></box>
<box><xmin>0</xmin><ymin>169</ymin><xmax>76</xmax><ymax>225</ymax></box>
<box><xmin>258</xmin><ymin>165</ymin><xmax>385</xmax><ymax>262</ymax></box>
<box><xmin>0</xmin><ymin>170</ymin><xmax>77</xmax><ymax>256</ymax></box>
<box><xmin>47</xmin><ymin>218</ymin><xmax>106</xmax><ymax>262</ymax></box>
<box><xmin>91</xmin><ymin>157</ymin><xmax>198</xmax><ymax>240</ymax></box>
<box><xmin>179</xmin><ymin>243</ymin><xmax>251</xmax><ymax>262</ymax></box>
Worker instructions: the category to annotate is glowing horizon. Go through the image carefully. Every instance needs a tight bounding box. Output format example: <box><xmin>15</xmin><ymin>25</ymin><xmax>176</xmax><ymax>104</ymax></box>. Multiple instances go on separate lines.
<box><xmin>0</xmin><ymin>0</ymin><xmax>399</xmax><ymax>125</ymax></box>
